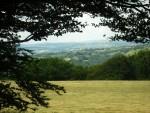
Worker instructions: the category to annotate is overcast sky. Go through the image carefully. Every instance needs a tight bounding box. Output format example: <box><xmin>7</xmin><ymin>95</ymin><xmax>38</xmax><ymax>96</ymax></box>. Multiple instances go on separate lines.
<box><xmin>22</xmin><ymin>14</ymin><xmax>115</xmax><ymax>44</ymax></box>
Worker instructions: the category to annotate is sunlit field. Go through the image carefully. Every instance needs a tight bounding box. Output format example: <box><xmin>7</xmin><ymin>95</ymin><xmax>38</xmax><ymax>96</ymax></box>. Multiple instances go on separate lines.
<box><xmin>33</xmin><ymin>81</ymin><xmax>150</xmax><ymax>113</ymax></box>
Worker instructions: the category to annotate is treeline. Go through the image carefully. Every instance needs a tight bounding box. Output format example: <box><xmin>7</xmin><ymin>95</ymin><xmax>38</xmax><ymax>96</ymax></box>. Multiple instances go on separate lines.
<box><xmin>7</xmin><ymin>49</ymin><xmax>150</xmax><ymax>80</ymax></box>
<box><xmin>89</xmin><ymin>49</ymin><xmax>150</xmax><ymax>80</ymax></box>
<box><xmin>21</xmin><ymin>57</ymin><xmax>87</xmax><ymax>80</ymax></box>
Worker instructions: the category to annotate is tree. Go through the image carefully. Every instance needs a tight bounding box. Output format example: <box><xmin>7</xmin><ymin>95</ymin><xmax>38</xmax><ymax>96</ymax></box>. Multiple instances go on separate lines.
<box><xmin>98</xmin><ymin>55</ymin><xmax>135</xmax><ymax>80</ymax></box>
<box><xmin>100</xmin><ymin>0</ymin><xmax>150</xmax><ymax>43</ymax></box>
<box><xmin>23</xmin><ymin>58</ymin><xmax>75</xmax><ymax>80</ymax></box>
<box><xmin>129</xmin><ymin>49</ymin><xmax>150</xmax><ymax>79</ymax></box>
<box><xmin>0</xmin><ymin>0</ymin><xmax>150</xmax><ymax>111</ymax></box>
<box><xmin>1</xmin><ymin>0</ymin><xmax>150</xmax><ymax>43</ymax></box>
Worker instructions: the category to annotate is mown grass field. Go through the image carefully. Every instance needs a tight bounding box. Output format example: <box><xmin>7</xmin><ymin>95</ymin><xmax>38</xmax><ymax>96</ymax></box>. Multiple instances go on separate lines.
<box><xmin>34</xmin><ymin>81</ymin><xmax>150</xmax><ymax>113</ymax></box>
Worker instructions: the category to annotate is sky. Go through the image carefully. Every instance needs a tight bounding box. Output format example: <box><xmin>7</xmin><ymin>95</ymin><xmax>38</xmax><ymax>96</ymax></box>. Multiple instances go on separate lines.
<box><xmin>16</xmin><ymin>0</ymin><xmax>150</xmax><ymax>44</ymax></box>
<box><xmin>22</xmin><ymin>14</ymin><xmax>115</xmax><ymax>44</ymax></box>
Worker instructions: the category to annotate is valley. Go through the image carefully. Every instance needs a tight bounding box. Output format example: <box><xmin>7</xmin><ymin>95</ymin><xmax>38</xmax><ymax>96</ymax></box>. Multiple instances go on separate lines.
<box><xmin>31</xmin><ymin>43</ymin><xmax>150</xmax><ymax>66</ymax></box>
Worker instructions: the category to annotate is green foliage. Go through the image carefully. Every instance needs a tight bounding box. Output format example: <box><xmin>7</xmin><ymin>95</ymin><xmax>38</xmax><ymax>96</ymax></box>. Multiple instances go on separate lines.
<box><xmin>22</xmin><ymin>49</ymin><xmax>150</xmax><ymax>81</ymax></box>
<box><xmin>89</xmin><ymin>54</ymin><xmax>135</xmax><ymax>80</ymax></box>
<box><xmin>129</xmin><ymin>49</ymin><xmax>150</xmax><ymax>79</ymax></box>
<box><xmin>0</xmin><ymin>0</ymin><xmax>150</xmax><ymax>111</ymax></box>
<box><xmin>35</xmin><ymin>44</ymin><xmax>150</xmax><ymax>66</ymax></box>
<box><xmin>71</xmin><ymin>66</ymin><xmax>87</xmax><ymax>80</ymax></box>
<box><xmin>89</xmin><ymin>49</ymin><xmax>150</xmax><ymax>80</ymax></box>
<box><xmin>23</xmin><ymin>58</ymin><xmax>87</xmax><ymax>80</ymax></box>
<box><xmin>23</xmin><ymin>58</ymin><xmax>73</xmax><ymax>80</ymax></box>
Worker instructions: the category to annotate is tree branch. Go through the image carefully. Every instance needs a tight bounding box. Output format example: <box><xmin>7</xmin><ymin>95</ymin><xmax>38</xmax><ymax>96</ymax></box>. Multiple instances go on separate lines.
<box><xmin>3</xmin><ymin>34</ymin><xmax>33</xmax><ymax>44</ymax></box>
<box><xmin>106</xmin><ymin>0</ymin><xmax>150</xmax><ymax>9</ymax></box>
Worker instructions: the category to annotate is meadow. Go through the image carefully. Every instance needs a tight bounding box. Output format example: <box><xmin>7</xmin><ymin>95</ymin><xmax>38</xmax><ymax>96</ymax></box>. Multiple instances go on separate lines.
<box><xmin>34</xmin><ymin>81</ymin><xmax>150</xmax><ymax>113</ymax></box>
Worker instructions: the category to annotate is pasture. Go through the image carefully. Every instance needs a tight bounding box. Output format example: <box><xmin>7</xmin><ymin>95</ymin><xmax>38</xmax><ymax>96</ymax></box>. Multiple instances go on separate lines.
<box><xmin>36</xmin><ymin>81</ymin><xmax>150</xmax><ymax>113</ymax></box>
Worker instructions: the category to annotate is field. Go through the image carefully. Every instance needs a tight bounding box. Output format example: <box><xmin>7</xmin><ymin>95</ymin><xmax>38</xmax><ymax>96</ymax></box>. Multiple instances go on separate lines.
<box><xmin>34</xmin><ymin>81</ymin><xmax>150</xmax><ymax>113</ymax></box>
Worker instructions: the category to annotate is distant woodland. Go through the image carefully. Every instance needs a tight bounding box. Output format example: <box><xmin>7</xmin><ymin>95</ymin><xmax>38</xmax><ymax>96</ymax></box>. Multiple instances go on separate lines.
<box><xmin>2</xmin><ymin>49</ymin><xmax>149</xmax><ymax>81</ymax></box>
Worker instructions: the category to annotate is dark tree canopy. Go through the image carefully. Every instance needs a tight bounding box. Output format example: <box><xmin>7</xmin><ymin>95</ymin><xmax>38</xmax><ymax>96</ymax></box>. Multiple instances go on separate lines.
<box><xmin>0</xmin><ymin>0</ymin><xmax>150</xmax><ymax>43</ymax></box>
<box><xmin>0</xmin><ymin>0</ymin><xmax>150</xmax><ymax>111</ymax></box>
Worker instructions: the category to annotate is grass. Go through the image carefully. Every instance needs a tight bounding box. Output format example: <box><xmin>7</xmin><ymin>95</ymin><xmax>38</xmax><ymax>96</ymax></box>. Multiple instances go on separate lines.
<box><xmin>34</xmin><ymin>81</ymin><xmax>150</xmax><ymax>113</ymax></box>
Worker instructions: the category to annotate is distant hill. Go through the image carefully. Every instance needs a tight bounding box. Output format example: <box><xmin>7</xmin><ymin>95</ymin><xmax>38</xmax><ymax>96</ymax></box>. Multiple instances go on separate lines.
<box><xmin>21</xmin><ymin>41</ymin><xmax>150</xmax><ymax>66</ymax></box>
<box><xmin>21</xmin><ymin>40</ymin><xmax>136</xmax><ymax>53</ymax></box>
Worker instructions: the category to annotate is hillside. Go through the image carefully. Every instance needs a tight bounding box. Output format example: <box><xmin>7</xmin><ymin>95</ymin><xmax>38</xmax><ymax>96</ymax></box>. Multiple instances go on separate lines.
<box><xmin>32</xmin><ymin>44</ymin><xmax>149</xmax><ymax>66</ymax></box>
<box><xmin>22</xmin><ymin>41</ymin><xmax>135</xmax><ymax>53</ymax></box>
<box><xmin>21</xmin><ymin>40</ymin><xmax>150</xmax><ymax>66</ymax></box>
